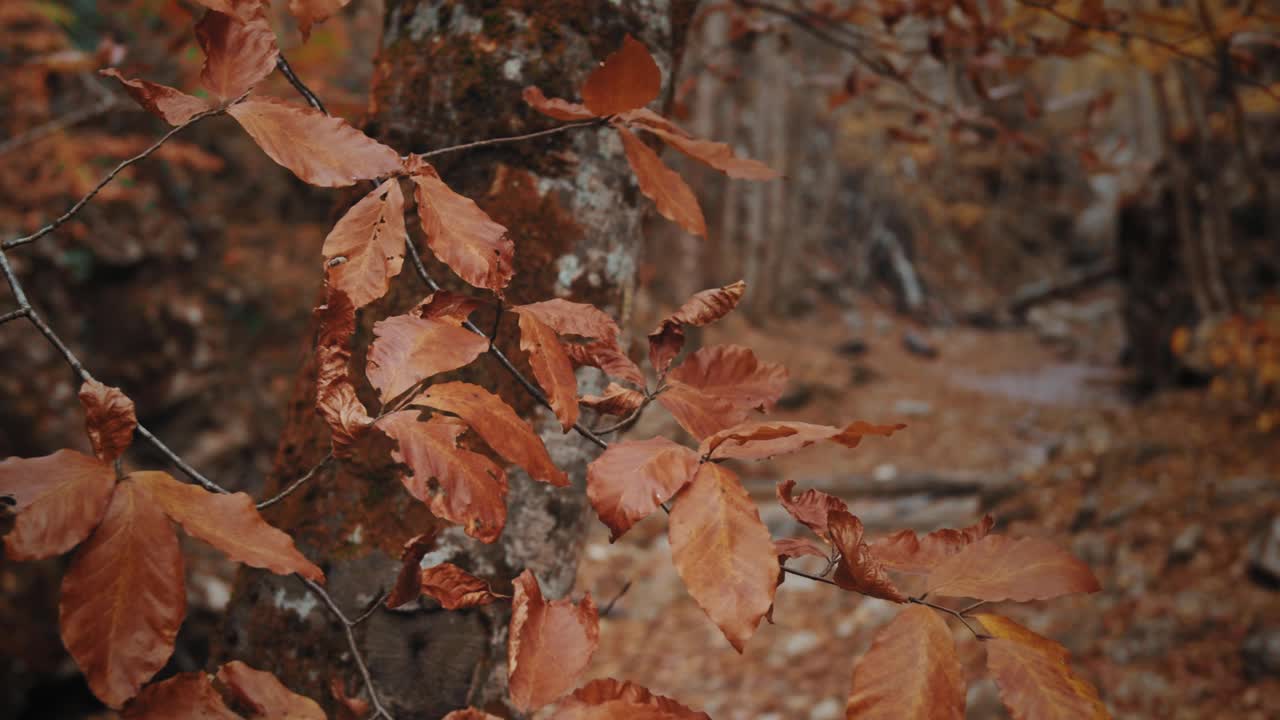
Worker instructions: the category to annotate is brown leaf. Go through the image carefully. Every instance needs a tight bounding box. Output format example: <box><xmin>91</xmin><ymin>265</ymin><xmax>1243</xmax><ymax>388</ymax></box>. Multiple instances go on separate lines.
<box><xmin>315</xmin><ymin>288</ymin><xmax>372</xmax><ymax>454</ymax></box>
<box><xmin>288</xmin><ymin>0</ymin><xmax>351</xmax><ymax>40</ymax></box>
<box><xmin>229</xmin><ymin>98</ymin><xmax>402</xmax><ymax>187</ymax></box>
<box><xmin>217</xmin><ymin>661</ymin><xmax>325</xmax><ymax>719</ymax></box>
<box><xmin>621</xmin><ymin>108</ymin><xmax>778</xmax><ymax>180</ymax></box>
<box><xmin>378</xmin><ymin>412</ymin><xmax>507</xmax><ymax>543</ymax></box>
<box><xmin>513</xmin><ymin>298</ymin><xmax>620</xmax><ymax>340</ymax></box>
<box><xmin>132</xmin><ymin>471</ymin><xmax>323</xmax><ymax>581</ymax></box>
<box><xmin>60</xmin><ymin>480</ymin><xmax>185</xmax><ymax>708</ymax></box>
<box><xmin>79</xmin><ymin>379</ymin><xmax>138</xmax><ymax>463</ymax></box>
<box><xmin>774</xmin><ymin>536</ymin><xmax>829</xmax><ymax>562</ymax></box>
<box><xmin>846</xmin><ymin>605</ymin><xmax>966</xmax><ymax>719</ymax></box>
<box><xmin>656</xmin><ymin>381</ymin><xmax>746</xmax><ymax>441</ymax></box>
<box><xmin>442</xmin><ymin>709</ymin><xmax>503</xmax><ymax>720</ymax></box>
<box><xmin>0</xmin><ymin>450</ymin><xmax>116</xmax><ymax>560</ymax></box>
<box><xmin>385</xmin><ymin>531</ymin><xmax>438</xmax><ymax>608</ymax></box>
<box><xmin>977</xmin><ymin>614</ymin><xmax>1109</xmax><ymax>720</ymax></box>
<box><xmin>566</xmin><ymin>339</ymin><xmax>646</xmax><ymax>387</ymax></box>
<box><xmin>365</xmin><ymin>308</ymin><xmax>489</xmax><ymax>403</ymax></box>
<box><xmin>330</xmin><ymin>676</ymin><xmax>370</xmax><ymax>720</ymax></box>
<box><xmin>522</xmin><ymin>86</ymin><xmax>596</xmax><ymax>121</ymax></box>
<box><xmin>581</xmin><ymin>35</ymin><xmax>662</xmax><ymax>116</ymax></box>
<box><xmin>99</xmin><ymin>69</ymin><xmax>212</xmax><ymax>125</ymax></box>
<box><xmin>508</xmin><ymin>570</ymin><xmax>600</xmax><ymax>712</ymax></box>
<box><xmin>580</xmin><ymin>383</ymin><xmax>646</xmax><ymax>417</ymax></box>
<box><xmin>414</xmin><ymin>382</ymin><xmax>568</xmax><ymax>486</ymax></box>
<box><xmin>702</xmin><ymin>421</ymin><xmax>840</xmax><ymax>461</ymax></box>
<box><xmin>420</xmin><ymin>562</ymin><xmax>502</xmax><ymax>609</ymax></box>
<box><xmin>648</xmin><ymin>280</ymin><xmax>746</xmax><ymax>373</ymax></box>
<box><xmin>196</xmin><ymin>7</ymin><xmax>278</xmax><ymax>100</ymax></box>
<box><xmin>410</xmin><ymin>162</ymin><xmax>514</xmax><ymax>291</ymax></box>
<box><xmin>667</xmin><ymin>344</ymin><xmax>787</xmax><ymax>414</ymax></box>
<box><xmin>415</xmin><ymin>290</ymin><xmax>484</xmax><ymax>322</ymax></box>
<box><xmin>776</xmin><ymin>479</ymin><xmax>847</xmax><ymax>541</ymax></box>
<box><xmin>669</xmin><ymin>463</ymin><xmax>778</xmax><ymax>651</ymax></box>
<box><xmin>829</xmin><ymin>509</ymin><xmax>907</xmax><ymax>603</ymax></box>
<box><xmin>617</xmin><ymin>125</ymin><xmax>705</xmax><ymax>237</ymax></box>
<box><xmin>557</xmin><ymin>678</ymin><xmax>710</xmax><ymax>719</ymax></box>
<box><xmin>587</xmin><ymin>437</ymin><xmax>698</xmax><ymax>542</ymax></box>
<box><xmin>871</xmin><ymin>515</ymin><xmax>996</xmax><ymax>574</ymax></box>
<box><xmin>322</xmin><ymin>179</ymin><xmax>407</xmax><ymax>308</ymax></box>
<box><xmin>121</xmin><ymin>672</ymin><xmax>239</xmax><ymax>720</ymax></box>
<box><xmin>515</xmin><ymin>309</ymin><xmax>579</xmax><ymax>431</ymax></box>
<box><xmin>831</xmin><ymin>420</ymin><xmax>907</xmax><ymax>448</ymax></box>
<box><xmin>925</xmin><ymin>535</ymin><xmax>1101</xmax><ymax>602</ymax></box>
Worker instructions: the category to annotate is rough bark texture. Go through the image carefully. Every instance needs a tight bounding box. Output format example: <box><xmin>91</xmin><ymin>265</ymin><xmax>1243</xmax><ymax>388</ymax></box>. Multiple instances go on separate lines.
<box><xmin>218</xmin><ymin>2</ymin><xmax>696</xmax><ymax>717</ymax></box>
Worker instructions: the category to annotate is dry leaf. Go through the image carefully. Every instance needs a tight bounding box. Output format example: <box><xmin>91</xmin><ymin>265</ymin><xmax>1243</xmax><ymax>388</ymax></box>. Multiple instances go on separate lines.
<box><xmin>513</xmin><ymin>299</ymin><xmax>620</xmax><ymax>340</ymax></box>
<box><xmin>925</xmin><ymin>535</ymin><xmax>1101</xmax><ymax>602</ymax></box>
<box><xmin>871</xmin><ymin>516</ymin><xmax>996</xmax><ymax>574</ymax></box>
<box><xmin>565</xmin><ymin>339</ymin><xmax>646</xmax><ymax>387</ymax></box>
<box><xmin>515</xmin><ymin>309</ymin><xmax>580</xmax><ymax>431</ymax></box>
<box><xmin>442</xmin><ymin>709</ymin><xmax>503</xmax><ymax>720</ymax></box>
<box><xmin>314</xmin><ymin>287</ymin><xmax>372</xmax><ymax>454</ymax></box>
<box><xmin>846</xmin><ymin>605</ymin><xmax>965</xmax><ymax>719</ymax></box>
<box><xmin>322</xmin><ymin>179</ymin><xmax>407</xmax><ymax>308</ymax></box>
<box><xmin>121</xmin><ymin>672</ymin><xmax>238</xmax><ymax>720</ymax></box>
<box><xmin>410</xmin><ymin>162</ymin><xmax>514</xmax><ymax>291</ymax></box>
<box><xmin>385</xmin><ymin>532</ymin><xmax>438</xmax><ymax>608</ymax></box>
<box><xmin>622</xmin><ymin>108</ymin><xmax>778</xmax><ymax>180</ymax></box>
<box><xmin>0</xmin><ymin>450</ymin><xmax>116</xmax><ymax>560</ymax></box>
<box><xmin>196</xmin><ymin>7</ymin><xmax>278</xmax><ymax>100</ymax></box>
<box><xmin>78</xmin><ymin>379</ymin><xmax>138</xmax><ymax>463</ymax></box>
<box><xmin>667</xmin><ymin>344</ymin><xmax>787</xmax><ymax>414</ymax></box>
<box><xmin>522</xmin><ymin>86</ymin><xmax>596</xmax><ymax>121</ymax></box>
<box><xmin>288</xmin><ymin>0</ymin><xmax>351</xmax><ymax>40</ymax></box>
<box><xmin>977</xmin><ymin>614</ymin><xmax>1109</xmax><ymax>720</ymax></box>
<box><xmin>580</xmin><ymin>383</ymin><xmax>646</xmax><ymax>417</ymax></box>
<box><xmin>557</xmin><ymin>678</ymin><xmax>710</xmax><ymax>719</ymax></box>
<box><xmin>656</xmin><ymin>381</ymin><xmax>746</xmax><ymax>440</ymax></box>
<box><xmin>217</xmin><ymin>661</ymin><xmax>326</xmax><ymax>719</ymax></box>
<box><xmin>581</xmin><ymin>35</ymin><xmax>662</xmax><ymax>116</ymax></box>
<box><xmin>648</xmin><ymin>281</ymin><xmax>745</xmax><ymax>373</ymax></box>
<box><xmin>365</xmin><ymin>309</ymin><xmax>488</xmax><ymax>403</ymax></box>
<box><xmin>776</xmin><ymin>480</ymin><xmax>847</xmax><ymax>542</ymax></box>
<box><xmin>774</xmin><ymin>536</ymin><xmax>828</xmax><ymax>562</ymax></box>
<box><xmin>703</xmin><ymin>421</ymin><xmax>841</xmax><ymax>461</ymax></box>
<box><xmin>587</xmin><ymin>437</ymin><xmax>699</xmax><ymax>541</ymax></box>
<box><xmin>617</xmin><ymin>125</ymin><xmax>706</xmax><ymax>238</ymax></box>
<box><xmin>420</xmin><ymin>562</ymin><xmax>502</xmax><ymax>609</ymax></box>
<box><xmin>829</xmin><ymin>508</ymin><xmax>908</xmax><ymax>603</ymax></box>
<box><xmin>508</xmin><ymin>570</ymin><xmax>600</xmax><ymax>712</ymax></box>
<box><xmin>99</xmin><ymin>69</ymin><xmax>212</xmax><ymax>125</ymax></box>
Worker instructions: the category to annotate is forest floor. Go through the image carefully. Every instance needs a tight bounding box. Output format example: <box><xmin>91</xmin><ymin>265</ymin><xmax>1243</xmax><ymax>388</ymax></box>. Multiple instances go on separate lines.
<box><xmin>578</xmin><ymin>293</ymin><xmax>1280</xmax><ymax>720</ymax></box>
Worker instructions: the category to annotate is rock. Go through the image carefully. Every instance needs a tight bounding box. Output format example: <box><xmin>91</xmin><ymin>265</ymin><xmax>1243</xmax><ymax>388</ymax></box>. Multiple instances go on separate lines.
<box><xmin>902</xmin><ymin>329</ymin><xmax>938</xmax><ymax>358</ymax></box>
<box><xmin>1247</xmin><ymin>517</ymin><xmax>1280</xmax><ymax>587</ymax></box>
<box><xmin>892</xmin><ymin>399</ymin><xmax>933</xmax><ymax>417</ymax></box>
<box><xmin>1242</xmin><ymin>626</ymin><xmax>1280</xmax><ymax>680</ymax></box>
<box><xmin>1168</xmin><ymin>523</ymin><xmax>1203</xmax><ymax>564</ymax></box>
<box><xmin>835</xmin><ymin>338</ymin><xmax>869</xmax><ymax>356</ymax></box>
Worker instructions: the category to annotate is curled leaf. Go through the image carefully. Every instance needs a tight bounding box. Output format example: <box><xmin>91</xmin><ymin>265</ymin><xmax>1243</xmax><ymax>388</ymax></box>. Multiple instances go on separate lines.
<box><xmin>385</xmin><ymin>531</ymin><xmax>438</xmax><ymax>608</ymax></box>
<box><xmin>703</xmin><ymin>421</ymin><xmax>842</xmax><ymax>461</ymax></box>
<box><xmin>314</xmin><ymin>288</ymin><xmax>372</xmax><ymax>455</ymax></box>
<box><xmin>523</xmin><ymin>86</ymin><xmax>596</xmax><ymax>121</ymax></box>
<box><xmin>587</xmin><ymin>437</ymin><xmax>698</xmax><ymax>542</ymax></box>
<box><xmin>776</xmin><ymin>479</ymin><xmax>846</xmax><ymax>542</ymax></box>
<box><xmin>420</xmin><ymin>562</ymin><xmax>502</xmax><ymax>609</ymax></box>
<box><xmin>99</xmin><ymin>69</ymin><xmax>212</xmax><ymax>125</ymax></box>
<box><xmin>0</xmin><ymin>450</ymin><xmax>116</xmax><ymax>560</ymax></box>
<box><xmin>508</xmin><ymin>570</ymin><xmax>600</xmax><ymax>712</ymax></box>
<box><xmin>648</xmin><ymin>280</ymin><xmax>745</xmax><ymax>373</ymax></box>
<box><xmin>79</xmin><ymin>379</ymin><xmax>138</xmax><ymax>463</ymax></box>
<box><xmin>828</xmin><ymin>508</ymin><xmax>907</xmax><ymax>603</ymax></box>
<box><xmin>871</xmin><ymin>515</ymin><xmax>996</xmax><ymax>574</ymax></box>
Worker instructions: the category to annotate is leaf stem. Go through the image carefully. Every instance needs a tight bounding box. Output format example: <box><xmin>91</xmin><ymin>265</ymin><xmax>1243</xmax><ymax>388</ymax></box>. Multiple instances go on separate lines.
<box><xmin>909</xmin><ymin>597</ymin><xmax>991</xmax><ymax>639</ymax></box>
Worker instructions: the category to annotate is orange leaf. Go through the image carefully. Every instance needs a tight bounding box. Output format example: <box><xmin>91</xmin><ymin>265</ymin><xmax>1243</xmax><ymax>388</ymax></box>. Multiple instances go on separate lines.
<box><xmin>132</xmin><ymin>471</ymin><xmax>324</xmax><ymax>581</ymax></box>
<box><xmin>621</xmin><ymin>108</ymin><xmax>778</xmax><ymax>180</ymax></box>
<box><xmin>410</xmin><ymin>162</ymin><xmax>514</xmax><ymax>291</ymax></box>
<box><xmin>523</xmin><ymin>86</ymin><xmax>596</xmax><ymax>121</ymax></box>
<box><xmin>121</xmin><ymin>672</ymin><xmax>238</xmax><ymax>720</ymax></box>
<box><xmin>442</xmin><ymin>709</ymin><xmax>503</xmax><ymax>720</ymax></box>
<box><xmin>513</xmin><ymin>298</ymin><xmax>621</xmax><ymax>340</ymax></box>
<box><xmin>656</xmin><ymin>380</ymin><xmax>746</xmax><ymax>440</ymax></box>
<box><xmin>667</xmin><ymin>344</ymin><xmax>787</xmax><ymax>416</ymax></box>
<box><xmin>977</xmin><ymin>614</ymin><xmax>1109</xmax><ymax>720</ymax></box>
<box><xmin>314</xmin><ymin>287</ymin><xmax>372</xmax><ymax>454</ymax></box>
<box><xmin>217</xmin><ymin>661</ymin><xmax>325</xmax><ymax>719</ymax></box>
<box><xmin>617</xmin><ymin>125</ymin><xmax>706</xmax><ymax>237</ymax></box>
<box><xmin>515</xmin><ymin>309</ymin><xmax>579</xmax><ymax>431</ymax></box>
<box><xmin>669</xmin><ymin>463</ymin><xmax>778</xmax><ymax>651</ymax></box>
<box><xmin>777</xmin><ymin>479</ymin><xmax>848</xmax><ymax>541</ymax></box>
<box><xmin>924</xmin><ymin>535</ymin><xmax>1100</xmax><ymax>602</ymax></box>
<box><xmin>378</xmin><ymin>412</ymin><xmax>507</xmax><ymax>543</ymax></box>
<box><xmin>79</xmin><ymin>379</ymin><xmax>137</xmax><ymax>463</ymax></box>
<box><xmin>846</xmin><ymin>605</ymin><xmax>965</xmax><ymax>719</ymax></box>
<box><xmin>414</xmin><ymin>382</ymin><xmax>568</xmax><ymax>486</ymax></box>
<box><xmin>580</xmin><ymin>35</ymin><xmax>662</xmax><ymax>116</ymax></box>
<box><xmin>871</xmin><ymin>515</ymin><xmax>995</xmax><ymax>574</ymax></box>
<box><xmin>580</xmin><ymin>382</ymin><xmax>646</xmax><ymax>417</ymax></box>
<box><xmin>322</xmin><ymin>178</ymin><xmax>407</xmax><ymax>308</ymax></box>
<box><xmin>195</xmin><ymin>7</ymin><xmax>278</xmax><ymax>100</ymax></box>
<box><xmin>229</xmin><ymin>97</ymin><xmax>402</xmax><ymax>187</ymax></box>
<box><xmin>774</xmin><ymin>536</ymin><xmax>828</xmax><ymax>561</ymax></box>
<box><xmin>831</xmin><ymin>420</ymin><xmax>907</xmax><ymax>448</ymax></box>
<box><xmin>0</xmin><ymin>450</ymin><xmax>116</xmax><ymax>560</ymax></box>
<box><xmin>648</xmin><ymin>280</ymin><xmax>745</xmax><ymax>373</ymax></box>
<box><xmin>702</xmin><ymin>421</ymin><xmax>841</xmax><ymax>461</ymax></box>
<box><xmin>557</xmin><ymin>678</ymin><xmax>710</xmax><ymax>719</ymax></box>
<box><xmin>60</xmin><ymin>480</ymin><xmax>185</xmax><ymax>708</ymax></box>
<box><xmin>288</xmin><ymin>0</ymin><xmax>351</xmax><ymax>40</ymax></box>
<box><xmin>366</xmin><ymin>306</ymin><xmax>489</xmax><ymax>403</ymax></box>
<box><xmin>385</xmin><ymin>531</ymin><xmax>438</xmax><ymax>608</ymax></box>
<box><xmin>565</xmin><ymin>339</ymin><xmax>646</xmax><ymax>387</ymax></box>
<box><xmin>829</xmin><ymin>509</ymin><xmax>907</xmax><ymax>603</ymax></box>
<box><xmin>508</xmin><ymin>570</ymin><xmax>600</xmax><ymax>712</ymax></box>
<box><xmin>99</xmin><ymin>69</ymin><xmax>212</xmax><ymax>125</ymax></box>
<box><xmin>420</xmin><ymin>562</ymin><xmax>503</xmax><ymax>609</ymax></box>
<box><xmin>587</xmin><ymin>437</ymin><xmax>698</xmax><ymax>541</ymax></box>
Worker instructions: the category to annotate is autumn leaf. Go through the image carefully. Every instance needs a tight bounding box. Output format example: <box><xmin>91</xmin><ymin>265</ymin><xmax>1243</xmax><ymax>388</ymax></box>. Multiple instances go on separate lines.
<box><xmin>828</xmin><ymin>508</ymin><xmax>907</xmax><ymax>603</ymax></box>
<box><xmin>523</xmin><ymin>86</ymin><xmax>596</xmax><ymax>121</ymax></box>
<box><xmin>508</xmin><ymin>570</ymin><xmax>600</xmax><ymax>712</ymax></box>
<box><xmin>195</xmin><ymin>7</ymin><xmax>278</xmax><ymax>100</ymax></box>
<box><xmin>99</xmin><ymin>69</ymin><xmax>212</xmax><ymax>125</ymax></box>
<box><xmin>977</xmin><ymin>614</ymin><xmax>1109</xmax><ymax>720</ymax></box>
<box><xmin>514</xmin><ymin>309</ymin><xmax>580</xmax><ymax>431</ymax></box>
<box><xmin>365</xmin><ymin>306</ymin><xmax>489</xmax><ymax>403</ymax></box>
<box><xmin>587</xmin><ymin>437</ymin><xmax>699</xmax><ymax>541</ymax></box>
<box><xmin>385</xmin><ymin>531</ymin><xmax>438</xmax><ymax>608</ymax></box>
<box><xmin>648</xmin><ymin>280</ymin><xmax>746</xmax><ymax>373</ymax></box>
<box><xmin>121</xmin><ymin>672</ymin><xmax>238</xmax><ymax>720</ymax></box>
<box><xmin>378</xmin><ymin>412</ymin><xmax>507</xmax><ymax>543</ymax></box>
<box><xmin>79</xmin><ymin>379</ymin><xmax>138</xmax><ymax>463</ymax></box>
<box><xmin>580</xmin><ymin>383</ymin><xmax>646</xmax><ymax>417</ymax></box>
<box><xmin>776</xmin><ymin>479</ymin><xmax>847</xmax><ymax>541</ymax></box>
<box><xmin>617</xmin><ymin>125</ymin><xmax>706</xmax><ymax>238</ymax></box>
<box><xmin>442</xmin><ymin>710</ymin><xmax>503</xmax><ymax>720</ymax></box>
<box><xmin>924</xmin><ymin>535</ymin><xmax>1101</xmax><ymax>602</ymax></box>
<box><xmin>656</xmin><ymin>381</ymin><xmax>745</xmax><ymax>440</ymax></box>
<box><xmin>216</xmin><ymin>661</ymin><xmax>326</xmax><ymax>719</ymax></box>
<box><xmin>669</xmin><ymin>463</ymin><xmax>778</xmax><ymax>652</ymax></box>
<box><xmin>831</xmin><ymin>420</ymin><xmax>907</xmax><ymax>448</ymax></box>
<box><xmin>557</xmin><ymin>678</ymin><xmax>710</xmax><ymax>719</ymax></box>
<box><xmin>702</xmin><ymin>421</ymin><xmax>842</xmax><ymax>461</ymax></box>
<box><xmin>581</xmin><ymin>35</ymin><xmax>663</xmax><ymax>116</ymax></box>
<box><xmin>414</xmin><ymin>382</ymin><xmax>568</xmax><ymax>486</ymax></box>
<box><xmin>845</xmin><ymin>605</ymin><xmax>965</xmax><ymax>719</ymax></box>
<box><xmin>667</xmin><ymin>344</ymin><xmax>787</xmax><ymax>414</ymax></box>
<box><xmin>0</xmin><ymin>450</ymin><xmax>116</xmax><ymax>560</ymax></box>
<box><xmin>420</xmin><ymin>562</ymin><xmax>503</xmax><ymax>609</ymax></box>
<box><xmin>229</xmin><ymin>98</ymin><xmax>402</xmax><ymax>187</ymax></box>
<box><xmin>566</xmin><ymin>339</ymin><xmax>646</xmax><ymax>387</ymax></box>
<box><xmin>288</xmin><ymin>0</ymin><xmax>351</xmax><ymax>40</ymax></box>
<box><xmin>315</xmin><ymin>287</ymin><xmax>373</xmax><ymax>454</ymax></box>
<box><xmin>621</xmin><ymin>108</ymin><xmax>779</xmax><ymax>180</ymax></box>
<box><xmin>410</xmin><ymin>162</ymin><xmax>514</xmax><ymax>291</ymax></box>
<box><xmin>60</xmin><ymin>480</ymin><xmax>185</xmax><ymax>708</ymax></box>
<box><xmin>774</xmin><ymin>536</ymin><xmax>829</xmax><ymax>562</ymax></box>
<box><xmin>132</xmin><ymin>470</ymin><xmax>324</xmax><ymax>581</ymax></box>
<box><xmin>513</xmin><ymin>298</ymin><xmax>621</xmax><ymax>340</ymax></box>
<box><xmin>322</xmin><ymin>178</ymin><xmax>407</xmax><ymax>308</ymax></box>
<box><xmin>871</xmin><ymin>515</ymin><xmax>995</xmax><ymax>574</ymax></box>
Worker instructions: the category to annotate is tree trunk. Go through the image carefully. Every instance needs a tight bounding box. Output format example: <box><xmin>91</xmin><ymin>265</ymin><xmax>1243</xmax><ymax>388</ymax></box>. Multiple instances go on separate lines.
<box><xmin>218</xmin><ymin>2</ymin><xmax>696</xmax><ymax>717</ymax></box>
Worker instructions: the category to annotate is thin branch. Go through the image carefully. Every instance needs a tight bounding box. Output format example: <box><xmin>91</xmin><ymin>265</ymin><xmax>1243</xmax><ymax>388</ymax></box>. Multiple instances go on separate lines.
<box><xmin>419</xmin><ymin>118</ymin><xmax>608</xmax><ymax>159</ymax></box>
<box><xmin>590</xmin><ymin>395</ymin><xmax>653</xmax><ymax>435</ymax></box>
<box><xmin>0</xmin><ymin>93</ymin><xmax>116</xmax><ymax>158</ymax></box>
<box><xmin>781</xmin><ymin>565</ymin><xmax>840</xmax><ymax>586</ymax></box>
<box><xmin>601</xmin><ymin>580</ymin><xmax>633</xmax><ymax>617</ymax></box>
<box><xmin>958</xmin><ymin>600</ymin><xmax>987</xmax><ymax>616</ymax></box>
<box><xmin>299</xmin><ymin>577</ymin><xmax>397</xmax><ymax>720</ymax></box>
<box><xmin>276</xmin><ymin>55</ymin><xmax>328</xmax><ymax>114</ymax></box>
<box><xmin>0</xmin><ymin>307</ymin><xmax>28</xmax><ymax>325</ymax></box>
<box><xmin>351</xmin><ymin>590</ymin><xmax>388</xmax><ymax>627</ymax></box>
<box><xmin>257</xmin><ymin>453</ymin><xmax>335</xmax><ymax>510</ymax></box>
<box><xmin>909</xmin><ymin>597</ymin><xmax>991</xmax><ymax>639</ymax></box>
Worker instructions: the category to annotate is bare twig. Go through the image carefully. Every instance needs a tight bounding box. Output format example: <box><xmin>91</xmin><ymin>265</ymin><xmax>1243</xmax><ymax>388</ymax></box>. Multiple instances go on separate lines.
<box><xmin>958</xmin><ymin>600</ymin><xmax>987</xmax><ymax>616</ymax></box>
<box><xmin>0</xmin><ymin>307</ymin><xmax>28</xmax><ymax>325</ymax></box>
<box><xmin>781</xmin><ymin>565</ymin><xmax>840</xmax><ymax>586</ymax></box>
<box><xmin>909</xmin><ymin>597</ymin><xmax>991</xmax><ymax>639</ymax></box>
<box><xmin>419</xmin><ymin>118</ymin><xmax>608</xmax><ymax>159</ymax></box>
<box><xmin>601</xmin><ymin>580</ymin><xmax>633</xmax><ymax>617</ymax></box>
<box><xmin>257</xmin><ymin>453</ymin><xmax>335</xmax><ymax>510</ymax></box>
<box><xmin>351</xmin><ymin>590</ymin><xmax>389</xmax><ymax>627</ymax></box>
<box><xmin>299</xmin><ymin>577</ymin><xmax>397</xmax><ymax>720</ymax></box>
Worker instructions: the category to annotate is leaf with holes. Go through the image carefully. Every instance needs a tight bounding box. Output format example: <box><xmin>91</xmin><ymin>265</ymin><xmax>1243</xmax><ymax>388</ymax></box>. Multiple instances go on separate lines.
<box><xmin>621</xmin><ymin>108</ymin><xmax>778</xmax><ymax>180</ymax></box>
<box><xmin>515</xmin><ymin>309</ymin><xmax>579</xmax><ymax>431</ymax></box>
<box><xmin>587</xmin><ymin>437</ymin><xmax>698</xmax><ymax>542</ymax></box>
<box><xmin>420</xmin><ymin>562</ymin><xmax>503</xmax><ymax>609</ymax></box>
<box><xmin>508</xmin><ymin>570</ymin><xmax>599</xmax><ymax>712</ymax></box>
<box><xmin>871</xmin><ymin>515</ymin><xmax>995</xmax><ymax>574</ymax></box>
<box><xmin>648</xmin><ymin>281</ymin><xmax>745</xmax><ymax>373</ymax></box>
<box><xmin>99</xmin><ymin>69</ymin><xmax>212</xmax><ymax>125</ymax></box>
<box><xmin>977</xmin><ymin>614</ymin><xmax>1109</xmax><ymax>720</ymax></box>
<box><xmin>322</xmin><ymin>179</ymin><xmax>407</xmax><ymax>308</ymax></box>
<box><xmin>581</xmin><ymin>35</ymin><xmax>662</xmax><ymax>116</ymax></box>
<box><xmin>410</xmin><ymin>162</ymin><xmax>514</xmax><ymax>291</ymax></box>
<box><xmin>846</xmin><ymin>605</ymin><xmax>965</xmax><ymax>719</ymax></box>
<box><xmin>216</xmin><ymin>661</ymin><xmax>326</xmax><ymax>719</ymax></box>
<box><xmin>314</xmin><ymin>288</ymin><xmax>372</xmax><ymax>454</ymax></box>
<box><xmin>78</xmin><ymin>379</ymin><xmax>137</xmax><ymax>463</ymax></box>
<box><xmin>829</xmin><ymin>508</ymin><xmax>907</xmax><ymax>603</ymax></box>
<box><xmin>617</xmin><ymin>125</ymin><xmax>705</xmax><ymax>238</ymax></box>
<box><xmin>195</xmin><ymin>7</ymin><xmax>278</xmax><ymax>100</ymax></box>
<box><xmin>366</xmin><ymin>307</ymin><xmax>489</xmax><ymax>404</ymax></box>
<box><xmin>925</xmin><ymin>535</ymin><xmax>1100</xmax><ymax>602</ymax></box>
<box><xmin>557</xmin><ymin>678</ymin><xmax>710</xmax><ymax>719</ymax></box>
<box><xmin>0</xmin><ymin>450</ymin><xmax>116</xmax><ymax>560</ymax></box>
<box><xmin>669</xmin><ymin>463</ymin><xmax>778</xmax><ymax>652</ymax></box>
